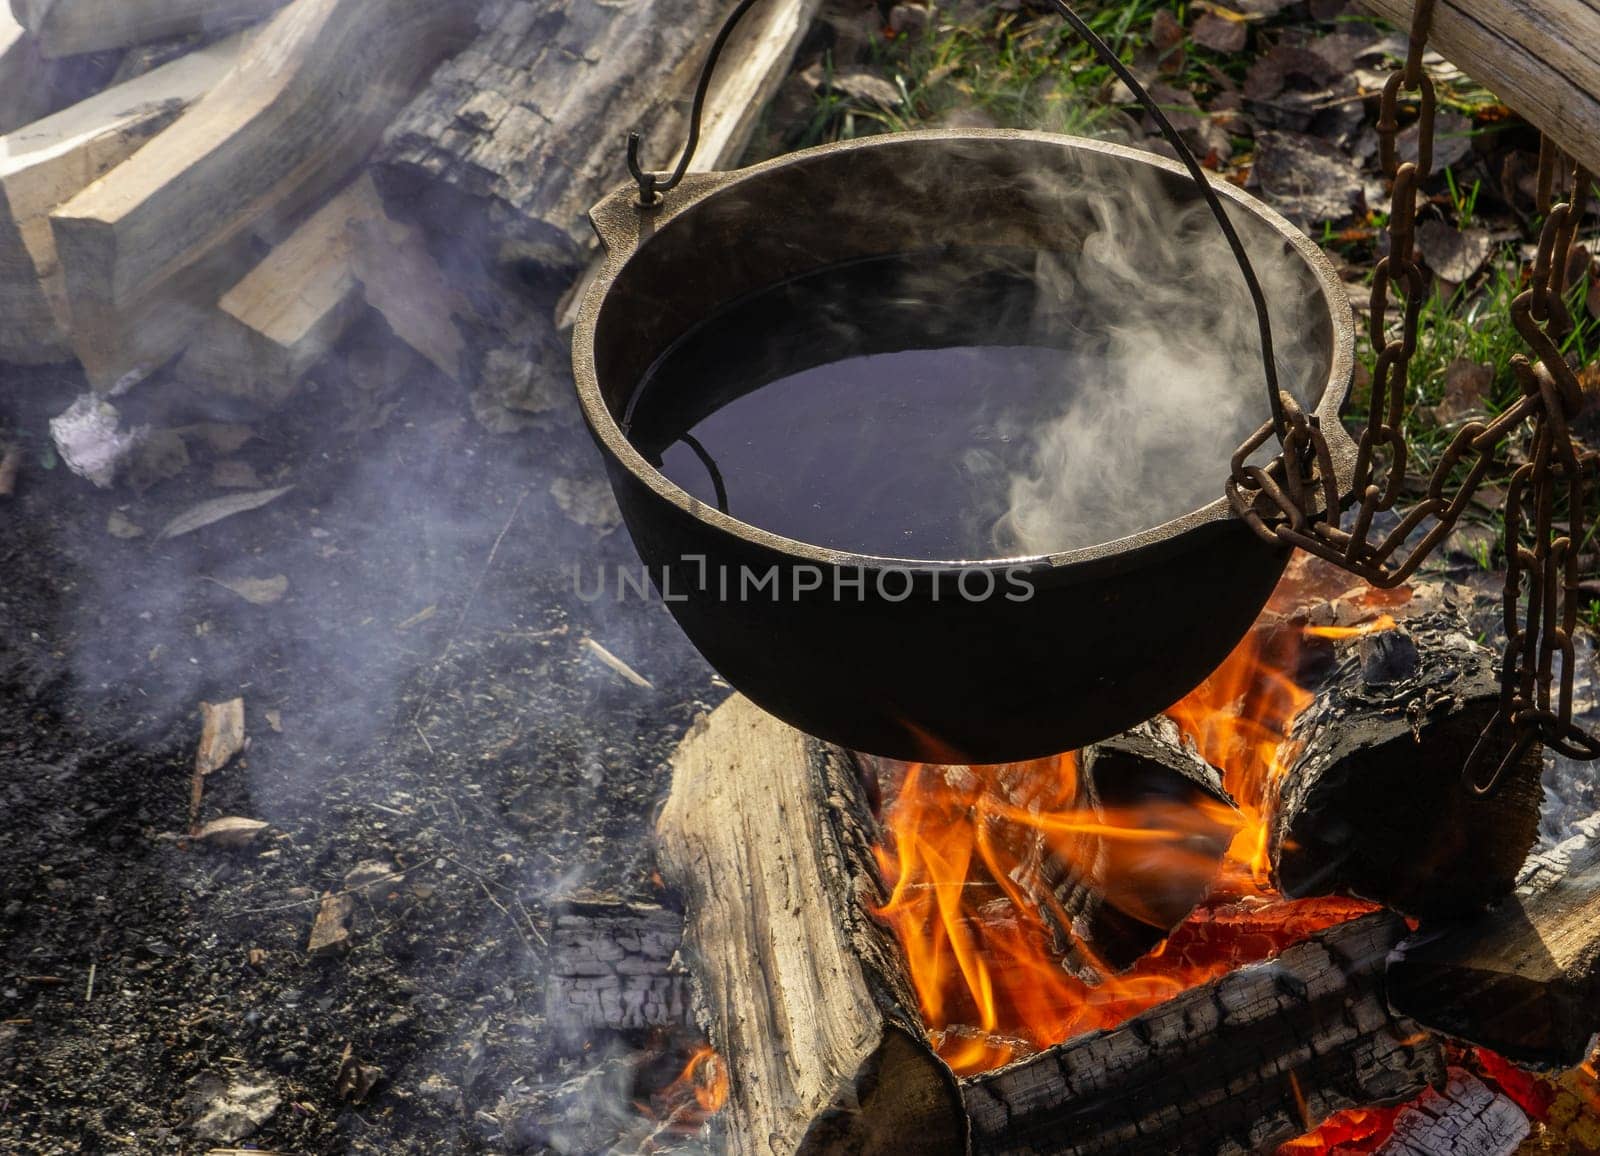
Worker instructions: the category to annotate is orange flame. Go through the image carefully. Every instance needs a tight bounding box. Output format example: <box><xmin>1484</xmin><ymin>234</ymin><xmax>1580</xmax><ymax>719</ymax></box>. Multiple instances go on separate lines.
<box><xmin>872</xmin><ymin>562</ymin><xmax>1395</xmax><ymax>1077</ymax></box>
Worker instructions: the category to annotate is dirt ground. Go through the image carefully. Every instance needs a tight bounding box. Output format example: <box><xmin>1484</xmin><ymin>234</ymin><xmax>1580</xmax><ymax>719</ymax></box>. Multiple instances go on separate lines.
<box><xmin>0</xmin><ymin>317</ymin><xmax>723</xmax><ymax>1154</ymax></box>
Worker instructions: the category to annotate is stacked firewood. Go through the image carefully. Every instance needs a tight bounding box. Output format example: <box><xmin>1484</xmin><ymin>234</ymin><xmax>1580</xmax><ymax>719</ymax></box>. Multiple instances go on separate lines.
<box><xmin>0</xmin><ymin>0</ymin><xmax>818</xmax><ymax>405</ymax></box>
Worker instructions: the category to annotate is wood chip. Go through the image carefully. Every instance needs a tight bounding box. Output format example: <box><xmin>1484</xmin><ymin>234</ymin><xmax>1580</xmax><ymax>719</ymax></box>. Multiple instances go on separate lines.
<box><xmin>204</xmin><ymin>574</ymin><xmax>289</xmax><ymax>605</ymax></box>
<box><xmin>106</xmin><ymin>510</ymin><xmax>144</xmax><ymax>539</ymax></box>
<box><xmin>0</xmin><ymin>443</ymin><xmax>19</xmax><ymax>497</ymax></box>
<box><xmin>158</xmin><ymin>486</ymin><xmax>292</xmax><ymax>540</ymax></box>
<box><xmin>264</xmin><ymin>709</ymin><xmax>282</xmax><ymax>733</ymax></box>
<box><xmin>396</xmin><ymin>604</ymin><xmax>436</xmax><ymax>631</ymax></box>
<box><xmin>335</xmin><ymin>1042</ymin><xmax>383</xmax><ymax>1103</ymax></box>
<box><xmin>194</xmin><ymin>817</ymin><xmax>269</xmax><ymax>849</ymax></box>
<box><xmin>307</xmin><ymin>892</ymin><xmax>354</xmax><ymax>956</ymax></box>
<box><xmin>580</xmin><ymin>638</ymin><xmax>654</xmax><ymax>690</ymax></box>
<box><xmin>196</xmin><ymin>698</ymin><xmax>246</xmax><ymax>777</ymax></box>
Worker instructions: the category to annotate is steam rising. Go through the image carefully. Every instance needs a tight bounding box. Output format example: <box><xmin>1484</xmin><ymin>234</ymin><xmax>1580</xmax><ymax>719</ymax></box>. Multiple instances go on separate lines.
<box><xmin>994</xmin><ymin>161</ymin><xmax>1326</xmax><ymax>556</ymax></box>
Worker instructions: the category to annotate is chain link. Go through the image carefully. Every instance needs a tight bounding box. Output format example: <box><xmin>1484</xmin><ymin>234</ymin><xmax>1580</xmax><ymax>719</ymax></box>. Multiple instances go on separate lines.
<box><xmin>1226</xmin><ymin>0</ymin><xmax>1600</xmax><ymax>792</ymax></box>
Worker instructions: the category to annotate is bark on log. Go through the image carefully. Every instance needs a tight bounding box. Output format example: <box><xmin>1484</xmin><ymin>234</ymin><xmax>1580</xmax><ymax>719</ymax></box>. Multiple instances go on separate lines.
<box><xmin>48</xmin><ymin>0</ymin><xmax>476</xmax><ymax>389</ymax></box>
<box><xmin>655</xmin><ymin>694</ymin><xmax>965</xmax><ymax>1156</ymax></box>
<box><xmin>373</xmin><ymin>0</ymin><xmax>821</xmax><ymax>300</ymax></box>
<box><xmin>1387</xmin><ymin>841</ymin><xmax>1600</xmax><ymax>1068</ymax></box>
<box><xmin>1359</xmin><ymin>0</ymin><xmax>1600</xmax><ymax>182</ymax></box>
<box><xmin>1375</xmin><ymin>1068</ymin><xmax>1530</xmax><ymax>1156</ymax></box>
<box><xmin>10</xmin><ymin>0</ymin><xmax>287</xmax><ymax>58</ymax></box>
<box><xmin>0</xmin><ymin>32</ymin><xmax>245</xmax><ymax>364</ymax></box>
<box><xmin>544</xmin><ymin>897</ymin><xmax>692</xmax><ymax>1038</ymax></box>
<box><xmin>962</xmin><ymin>912</ymin><xmax>1447</xmax><ymax>1156</ymax></box>
<box><xmin>1267</xmin><ymin>600</ymin><xmax>1544</xmax><ymax>920</ymax></box>
<box><xmin>173</xmin><ymin>174</ymin><xmax>381</xmax><ymax>406</ymax></box>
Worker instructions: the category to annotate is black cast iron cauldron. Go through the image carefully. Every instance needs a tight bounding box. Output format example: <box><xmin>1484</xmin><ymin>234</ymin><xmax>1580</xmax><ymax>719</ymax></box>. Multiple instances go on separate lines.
<box><xmin>572</xmin><ymin>130</ymin><xmax>1357</xmax><ymax>763</ymax></box>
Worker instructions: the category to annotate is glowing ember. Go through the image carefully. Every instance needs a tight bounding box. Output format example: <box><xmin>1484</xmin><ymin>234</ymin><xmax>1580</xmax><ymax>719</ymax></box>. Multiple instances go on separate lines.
<box><xmin>871</xmin><ymin>566</ymin><xmax>1393</xmax><ymax>1077</ymax></box>
<box><xmin>650</xmin><ymin>1044</ymin><xmax>730</xmax><ymax>1131</ymax></box>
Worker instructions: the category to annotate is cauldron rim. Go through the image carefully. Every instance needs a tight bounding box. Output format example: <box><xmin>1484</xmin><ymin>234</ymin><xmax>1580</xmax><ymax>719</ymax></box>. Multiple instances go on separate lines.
<box><xmin>572</xmin><ymin>128</ymin><xmax>1358</xmax><ymax>573</ymax></box>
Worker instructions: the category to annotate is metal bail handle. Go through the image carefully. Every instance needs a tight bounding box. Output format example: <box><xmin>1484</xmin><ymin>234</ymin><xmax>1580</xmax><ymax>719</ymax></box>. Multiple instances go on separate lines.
<box><xmin>626</xmin><ymin>0</ymin><xmax>1290</xmax><ymax>441</ymax></box>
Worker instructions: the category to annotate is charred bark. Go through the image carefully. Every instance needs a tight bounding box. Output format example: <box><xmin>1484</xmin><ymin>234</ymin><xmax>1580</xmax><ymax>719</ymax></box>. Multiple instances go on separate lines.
<box><xmin>544</xmin><ymin>897</ymin><xmax>692</xmax><ymax>1039</ymax></box>
<box><xmin>962</xmin><ymin>912</ymin><xmax>1446</xmax><ymax>1156</ymax></box>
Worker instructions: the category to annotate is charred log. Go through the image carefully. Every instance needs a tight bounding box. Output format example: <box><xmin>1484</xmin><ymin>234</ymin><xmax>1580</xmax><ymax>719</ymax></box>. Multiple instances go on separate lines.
<box><xmin>1374</xmin><ymin>1068</ymin><xmax>1530</xmax><ymax>1156</ymax></box>
<box><xmin>1387</xmin><ymin>843</ymin><xmax>1600</xmax><ymax>1069</ymax></box>
<box><xmin>962</xmin><ymin>912</ymin><xmax>1446</xmax><ymax>1156</ymax></box>
<box><xmin>1267</xmin><ymin>596</ymin><xmax>1544</xmax><ymax>919</ymax></box>
<box><xmin>544</xmin><ymin>897</ymin><xmax>693</xmax><ymax>1040</ymax></box>
<box><xmin>655</xmin><ymin>694</ymin><xmax>965</xmax><ymax>1156</ymax></box>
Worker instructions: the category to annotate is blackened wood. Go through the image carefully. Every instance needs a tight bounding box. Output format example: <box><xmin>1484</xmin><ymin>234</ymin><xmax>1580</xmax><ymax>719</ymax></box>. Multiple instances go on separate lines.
<box><xmin>544</xmin><ymin>897</ymin><xmax>692</xmax><ymax>1037</ymax></box>
<box><xmin>1375</xmin><ymin>1068</ymin><xmax>1529</xmax><ymax>1156</ymax></box>
<box><xmin>655</xmin><ymin>695</ymin><xmax>964</xmax><ymax>1156</ymax></box>
<box><xmin>1387</xmin><ymin>848</ymin><xmax>1600</xmax><ymax>1068</ymax></box>
<box><xmin>962</xmin><ymin>912</ymin><xmax>1446</xmax><ymax>1156</ymax></box>
<box><xmin>1269</xmin><ymin>600</ymin><xmax>1544</xmax><ymax>919</ymax></box>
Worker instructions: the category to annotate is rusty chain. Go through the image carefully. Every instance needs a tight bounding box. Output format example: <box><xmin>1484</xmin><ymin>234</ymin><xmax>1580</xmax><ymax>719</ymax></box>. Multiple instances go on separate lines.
<box><xmin>1225</xmin><ymin>0</ymin><xmax>1600</xmax><ymax>792</ymax></box>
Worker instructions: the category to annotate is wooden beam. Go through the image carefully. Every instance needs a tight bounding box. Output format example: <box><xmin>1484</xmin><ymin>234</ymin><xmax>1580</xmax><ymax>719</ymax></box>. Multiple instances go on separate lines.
<box><xmin>10</xmin><ymin>0</ymin><xmax>287</xmax><ymax>58</ymax></box>
<box><xmin>0</xmin><ymin>32</ymin><xmax>246</xmax><ymax>365</ymax></box>
<box><xmin>1359</xmin><ymin>0</ymin><xmax>1600</xmax><ymax>179</ymax></box>
<box><xmin>174</xmin><ymin>175</ymin><xmax>380</xmax><ymax>405</ymax></box>
<box><xmin>48</xmin><ymin>0</ymin><xmax>476</xmax><ymax>389</ymax></box>
<box><xmin>656</xmin><ymin>695</ymin><xmax>965</xmax><ymax>1156</ymax></box>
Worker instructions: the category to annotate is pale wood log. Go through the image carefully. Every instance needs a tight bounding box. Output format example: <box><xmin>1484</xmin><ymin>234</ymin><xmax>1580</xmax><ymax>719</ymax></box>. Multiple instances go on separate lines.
<box><xmin>48</xmin><ymin>0</ymin><xmax>476</xmax><ymax>389</ymax></box>
<box><xmin>1387</xmin><ymin>843</ymin><xmax>1600</xmax><ymax>1067</ymax></box>
<box><xmin>1267</xmin><ymin>595</ymin><xmax>1544</xmax><ymax>920</ymax></box>
<box><xmin>10</xmin><ymin>0</ymin><xmax>287</xmax><ymax>58</ymax></box>
<box><xmin>0</xmin><ymin>33</ymin><xmax>245</xmax><ymax>365</ymax></box>
<box><xmin>0</xmin><ymin>10</ymin><xmax>56</xmax><ymax>135</ymax></box>
<box><xmin>375</xmin><ymin>0</ymin><xmax>821</xmax><ymax>302</ymax></box>
<box><xmin>656</xmin><ymin>694</ymin><xmax>965</xmax><ymax>1156</ymax></box>
<box><xmin>1375</xmin><ymin>1068</ymin><xmax>1530</xmax><ymax>1156</ymax></box>
<box><xmin>963</xmin><ymin>912</ymin><xmax>1447</xmax><ymax>1156</ymax></box>
<box><xmin>174</xmin><ymin>175</ymin><xmax>380</xmax><ymax>405</ymax></box>
<box><xmin>544</xmin><ymin>897</ymin><xmax>692</xmax><ymax>1038</ymax></box>
<box><xmin>1359</xmin><ymin>0</ymin><xmax>1600</xmax><ymax>180</ymax></box>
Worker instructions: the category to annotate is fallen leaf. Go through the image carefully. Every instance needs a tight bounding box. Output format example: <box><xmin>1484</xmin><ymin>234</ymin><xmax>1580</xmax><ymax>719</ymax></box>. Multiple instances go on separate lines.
<box><xmin>1192</xmin><ymin>12</ymin><xmax>1246</xmax><ymax>53</ymax></box>
<box><xmin>1253</xmin><ymin>131</ymin><xmax>1365</xmax><ymax>226</ymax></box>
<box><xmin>194</xmin><ymin>817</ymin><xmax>269</xmax><ymax>849</ymax></box>
<box><xmin>307</xmin><ymin>892</ymin><xmax>354</xmax><ymax>956</ymax></box>
<box><xmin>126</xmin><ymin>429</ymin><xmax>191</xmax><ymax>492</ymax></box>
<box><xmin>107</xmin><ymin>510</ymin><xmax>145</xmax><ymax>539</ymax></box>
<box><xmin>1243</xmin><ymin>44</ymin><xmax>1338</xmax><ymax>102</ymax></box>
<box><xmin>264</xmin><ymin>709</ymin><xmax>283</xmax><ymax>733</ymax></box>
<box><xmin>185</xmin><ymin>1071</ymin><xmax>280</xmax><ymax>1142</ymax></box>
<box><xmin>550</xmin><ymin>477</ymin><xmax>621</xmax><ymax>536</ymax></box>
<box><xmin>335</xmin><ymin>1043</ymin><xmax>383</xmax><ymax>1104</ymax></box>
<box><xmin>204</xmin><ymin>575</ymin><xmax>289</xmax><ymax>606</ymax></box>
<box><xmin>344</xmin><ymin>859</ymin><xmax>402</xmax><ymax>901</ymax></box>
<box><xmin>830</xmin><ymin>69</ymin><xmax>902</xmax><ymax>108</ymax></box>
<box><xmin>175</xmin><ymin>423</ymin><xmax>257</xmax><ymax>456</ymax></box>
<box><xmin>1428</xmin><ymin>359</ymin><xmax>1494</xmax><ymax>425</ymax></box>
<box><xmin>1398</xmin><ymin>110</ymin><xmax>1471</xmax><ymax>177</ymax></box>
<box><xmin>196</xmin><ymin>698</ymin><xmax>246</xmax><ymax>777</ymax></box>
<box><xmin>158</xmin><ymin>487</ymin><xmax>293</xmax><ymax>540</ymax></box>
<box><xmin>1416</xmin><ymin>220</ymin><xmax>1494</xmax><ymax>285</ymax></box>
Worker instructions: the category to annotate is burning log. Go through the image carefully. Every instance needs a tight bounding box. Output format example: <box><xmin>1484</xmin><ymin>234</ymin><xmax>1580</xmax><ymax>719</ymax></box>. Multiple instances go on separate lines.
<box><xmin>373</xmin><ymin>0</ymin><xmax>821</xmax><ymax>301</ymax></box>
<box><xmin>10</xmin><ymin>0</ymin><xmax>287</xmax><ymax>57</ymax></box>
<box><xmin>655</xmin><ymin>694</ymin><xmax>966</xmax><ymax>1155</ymax></box>
<box><xmin>48</xmin><ymin>0</ymin><xmax>475</xmax><ymax>389</ymax></box>
<box><xmin>1386</xmin><ymin>842</ymin><xmax>1600</xmax><ymax>1069</ymax></box>
<box><xmin>0</xmin><ymin>32</ymin><xmax>246</xmax><ymax>364</ymax></box>
<box><xmin>984</xmin><ymin>717</ymin><xmax>1238</xmax><ymax>979</ymax></box>
<box><xmin>1375</xmin><ymin>1068</ymin><xmax>1530</xmax><ymax>1156</ymax></box>
<box><xmin>963</xmin><ymin>912</ymin><xmax>1445</xmax><ymax>1156</ymax></box>
<box><xmin>545</xmin><ymin>897</ymin><xmax>693</xmax><ymax>1039</ymax></box>
<box><xmin>1264</xmin><ymin>595</ymin><xmax>1544</xmax><ymax>920</ymax></box>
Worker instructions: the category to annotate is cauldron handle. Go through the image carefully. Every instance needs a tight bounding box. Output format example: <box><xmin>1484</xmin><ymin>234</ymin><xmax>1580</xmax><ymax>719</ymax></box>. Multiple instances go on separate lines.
<box><xmin>626</xmin><ymin>0</ymin><xmax>1291</xmax><ymax>442</ymax></box>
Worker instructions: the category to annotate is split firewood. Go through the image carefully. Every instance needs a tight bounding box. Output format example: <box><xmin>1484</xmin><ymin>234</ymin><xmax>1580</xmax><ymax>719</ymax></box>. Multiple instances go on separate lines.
<box><xmin>1359</xmin><ymin>0</ymin><xmax>1600</xmax><ymax>180</ymax></box>
<box><xmin>1264</xmin><ymin>593</ymin><xmax>1544</xmax><ymax>919</ymax></box>
<box><xmin>193</xmin><ymin>816</ymin><xmax>269</xmax><ymax>849</ymax></box>
<box><xmin>1374</xmin><ymin>1068</ymin><xmax>1529</xmax><ymax>1156</ymax></box>
<box><xmin>0</xmin><ymin>9</ymin><xmax>58</xmax><ymax>135</ymax></box>
<box><xmin>545</xmin><ymin>897</ymin><xmax>693</xmax><ymax>1039</ymax></box>
<box><xmin>375</xmin><ymin>0</ymin><xmax>821</xmax><ymax>300</ymax></box>
<box><xmin>48</xmin><ymin>0</ymin><xmax>475</xmax><ymax>389</ymax></box>
<box><xmin>188</xmin><ymin>696</ymin><xmax>245</xmax><ymax>832</ymax></box>
<box><xmin>10</xmin><ymin>0</ymin><xmax>287</xmax><ymax>58</ymax></box>
<box><xmin>656</xmin><ymin>694</ymin><xmax>966</xmax><ymax>1155</ymax></box>
<box><xmin>175</xmin><ymin>175</ymin><xmax>382</xmax><ymax>406</ymax></box>
<box><xmin>1387</xmin><ymin>842</ymin><xmax>1600</xmax><ymax>1068</ymax></box>
<box><xmin>0</xmin><ymin>33</ymin><xmax>246</xmax><ymax>365</ymax></box>
<box><xmin>348</xmin><ymin>211</ymin><xmax>467</xmax><ymax>381</ymax></box>
<box><xmin>964</xmin><ymin>912</ymin><xmax>1445</xmax><ymax>1156</ymax></box>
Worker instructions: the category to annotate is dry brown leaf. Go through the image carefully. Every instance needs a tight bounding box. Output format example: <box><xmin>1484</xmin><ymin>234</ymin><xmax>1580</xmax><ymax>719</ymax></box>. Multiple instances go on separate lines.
<box><xmin>159</xmin><ymin>486</ymin><xmax>292</xmax><ymax>540</ymax></box>
<box><xmin>1192</xmin><ymin>12</ymin><xmax>1246</xmax><ymax>53</ymax></box>
<box><xmin>194</xmin><ymin>817</ymin><xmax>269</xmax><ymax>848</ymax></box>
<box><xmin>211</xmin><ymin>459</ymin><xmax>263</xmax><ymax>489</ymax></box>
<box><xmin>205</xmin><ymin>575</ymin><xmax>289</xmax><ymax>606</ymax></box>
<box><xmin>196</xmin><ymin>698</ymin><xmax>246</xmax><ymax>777</ymax></box>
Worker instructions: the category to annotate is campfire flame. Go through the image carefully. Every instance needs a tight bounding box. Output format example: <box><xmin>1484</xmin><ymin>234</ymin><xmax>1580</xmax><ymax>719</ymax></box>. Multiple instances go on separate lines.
<box><xmin>872</xmin><ymin>567</ymin><xmax>1397</xmax><ymax>1077</ymax></box>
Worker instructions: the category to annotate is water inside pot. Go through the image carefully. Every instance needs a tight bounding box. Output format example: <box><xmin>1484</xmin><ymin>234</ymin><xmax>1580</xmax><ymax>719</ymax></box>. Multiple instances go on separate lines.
<box><xmin>624</xmin><ymin>244</ymin><xmax>1314</xmax><ymax>561</ymax></box>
